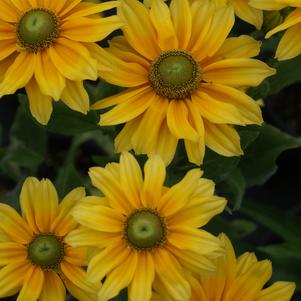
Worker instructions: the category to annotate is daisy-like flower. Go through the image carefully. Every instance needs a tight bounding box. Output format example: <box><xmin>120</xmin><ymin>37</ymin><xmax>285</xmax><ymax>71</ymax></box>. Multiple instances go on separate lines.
<box><xmin>0</xmin><ymin>177</ymin><xmax>97</xmax><ymax>301</ymax></box>
<box><xmin>65</xmin><ymin>152</ymin><xmax>227</xmax><ymax>301</ymax></box>
<box><xmin>152</xmin><ymin>233</ymin><xmax>296</xmax><ymax>301</ymax></box>
<box><xmin>0</xmin><ymin>0</ymin><xmax>122</xmax><ymax>125</ymax></box>
<box><xmin>92</xmin><ymin>0</ymin><xmax>275</xmax><ymax>166</ymax></box>
<box><xmin>250</xmin><ymin>0</ymin><xmax>301</xmax><ymax>60</ymax></box>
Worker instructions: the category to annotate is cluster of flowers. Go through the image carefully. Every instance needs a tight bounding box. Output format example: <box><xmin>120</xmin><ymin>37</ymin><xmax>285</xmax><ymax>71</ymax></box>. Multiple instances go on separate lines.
<box><xmin>0</xmin><ymin>0</ymin><xmax>298</xmax><ymax>300</ymax></box>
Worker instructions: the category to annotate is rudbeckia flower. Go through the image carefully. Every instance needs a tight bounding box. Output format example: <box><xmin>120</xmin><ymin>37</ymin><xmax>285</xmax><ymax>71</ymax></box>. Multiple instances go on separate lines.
<box><xmin>250</xmin><ymin>0</ymin><xmax>301</xmax><ymax>60</ymax></box>
<box><xmin>152</xmin><ymin>233</ymin><xmax>296</xmax><ymax>301</ymax></box>
<box><xmin>92</xmin><ymin>0</ymin><xmax>275</xmax><ymax>165</ymax></box>
<box><xmin>0</xmin><ymin>177</ymin><xmax>97</xmax><ymax>301</ymax></box>
<box><xmin>0</xmin><ymin>0</ymin><xmax>122</xmax><ymax>124</ymax></box>
<box><xmin>66</xmin><ymin>152</ymin><xmax>227</xmax><ymax>301</ymax></box>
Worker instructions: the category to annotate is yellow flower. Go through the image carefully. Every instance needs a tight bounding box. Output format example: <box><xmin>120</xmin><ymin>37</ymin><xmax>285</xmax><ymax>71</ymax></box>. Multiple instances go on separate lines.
<box><xmin>92</xmin><ymin>0</ymin><xmax>275</xmax><ymax>166</ymax></box>
<box><xmin>152</xmin><ymin>233</ymin><xmax>296</xmax><ymax>301</ymax></box>
<box><xmin>0</xmin><ymin>0</ymin><xmax>122</xmax><ymax>124</ymax></box>
<box><xmin>66</xmin><ymin>152</ymin><xmax>227</xmax><ymax>301</ymax></box>
<box><xmin>0</xmin><ymin>177</ymin><xmax>97</xmax><ymax>301</ymax></box>
<box><xmin>250</xmin><ymin>0</ymin><xmax>301</xmax><ymax>60</ymax></box>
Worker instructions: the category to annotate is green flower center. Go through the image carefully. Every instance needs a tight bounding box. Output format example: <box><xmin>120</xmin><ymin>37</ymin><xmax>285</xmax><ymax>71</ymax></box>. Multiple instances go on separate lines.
<box><xmin>149</xmin><ymin>50</ymin><xmax>202</xmax><ymax>100</ymax></box>
<box><xmin>27</xmin><ymin>234</ymin><xmax>64</xmax><ymax>270</ymax></box>
<box><xmin>17</xmin><ymin>8</ymin><xmax>59</xmax><ymax>52</ymax></box>
<box><xmin>124</xmin><ymin>209</ymin><xmax>167</xmax><ymax>251</ymax></box>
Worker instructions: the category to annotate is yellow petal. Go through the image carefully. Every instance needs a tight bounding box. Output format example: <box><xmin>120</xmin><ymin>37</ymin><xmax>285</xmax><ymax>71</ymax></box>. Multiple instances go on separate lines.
<box><xmin>204</xmin><ymin>121</ymin><xmax>243</xmax><ymax>157</ymax></box>
<box><xmin>167</xmin><ymin>100</ymin><xmax>199</xmax><ymax>142</ymax></box>
<box><xmin>120</xmin><ymin>152</ymin><xmax>143</xmax><ymax>208</ymax></box>
<box><xmin>0</xmin><ymin>39</ymin><xmax>17</xmax><ymax>61</ymax></box>
<box><xmin>0</xmin><ymin>0</ymin><xmax>21</xmax><ymax>22</ymax></box>
<box><xmin>25</xmin><ymin>79</ymin><xmax>53</xmax><ymax>125</ymax></box>
<box><xmin>89</xmin><ymin>166</ymin><xmax>132</xmax><ymax>214</ymax></box>
<box><xmin>201</xmin><ymin>83</ymin><xmax>263</xmax><ymax>125</ymax></box>
<box><xmin>131</xmin><ymin>95</ymin><xmax>169</xmax><ymax>154</ymax></box>
<box><xmin>72</xmin><ymin>203</ymin><xmax>123</xmax><ymax>232</ymax></box>
<box><xmin>231</xmin><ymin>0</ymin><xmax>263</xmax><ymax>29</ymax></box>
<box><xmin>0</xmin><ymin>52</ymin><xmax>35</xmax><ymax>96</ymax></box>
<box><xmin>225</xmin><ymin>260</ymin><xmax>272</xmax><ymax>301</ymax></box>
<box><xmin>119</xmin><ymin>0</ymin><xmax>159</xmax><ymax>60</ymax></box>
<box><xmin>276</xmin><ymin>23</ymin><xmax>301</xmax><ymax>60</ymax></box>
<box><xmin>168</xmin><ymin>227</ymin><xmax>223</xmax><ymax>255</ymax></box>
<box><xmin>203</xmin><ymin>58</ymin><xmax>276</xmax><ymax>88</ymax></box>
<box><xmin>208</xmin><ymin>35</ymin><xmax>262</xmax><ymax>63</ymax></box>
<box><xmin>65</xmin><ymin>226</ymin><xmax>117</xmax><ymax>248</ymax></box>
<box><xmin>39</xmin><ymin>271</ymin><xmax>66</xmax><ymax>301</ymax></box>
<box><xmin>168</xmin><ymin>195</ymin><xmax>226</xmax><ymax>228</ymax></box>
<box><xmin>0</xmin><ymin>204</ymin><xmax>32</xmax><ymax>244</ymax></box>
<box><xmin>61</xmin><ymin>15</ymin><xmax>122</xmax><ymax>42</ymax></box>
<box><xmin>0</xmin><ymin>261</ymin><xmax>30</xmax><ymax>298</ymax></box>
<box><xmin>248</xmin><ymin>0</ymin><xmax>286</xmax><ymax>10</ymax></box>
<box><xmin>17</xmin><ymin>266</ymin><xmax>44</xmax><ymax>301</ymax></box>
<box><xmin>170</xmin><ymin>0</ymin><xmax>191</xmax><ymax>49</ymax></box>
<box><xmin>35</xmin><ymin>51</ymin><xmax>65</xmax><ymax>100</ymax></box>
<box><xmin>196</xmin><ymin>5</ymin><xmax>235</xmax><ymax>60</ymax></box>
<box><xmin>0</xmin><ymin>242</ymin><xmax>26</xmax><ymax>266</ymax></box>
<box><xmin>266</xmin><ymin>8</ymin><xmax>301</xmax><ymax>38</ymax></box>
<box><xmin>141</xmin><ymin>155</ymin><xmax>166</xmax><ymax>208</ymax></box>
<box><xmin>154</xmin><ymin>249</ymin><xmax>191</xmax><ymax>301</ymax></box>
<box><xmin>61</xmin><ymin>262</ymin><xmax>96</xmax><ymax>294</ymax></box>
<box><xmin>151</xmin><ymin>120</ymin><xmax>178</xmax><ymax>166</ymax></box>
<box><xmin>255</xmin><ymin>281</ymin><xmax>296</xmax><ymax>301</ymax></box>
<box><xmin>61</xmin><ymin>80</ymin><xmax>89</xmax><ymax>114</ymax></box>
<box><xmin>128</xmin><ymin>253</ymin><xmax>155</xmax><ymax>301</ymax></box>
<box><xmin>149</xmin><ymin>0</ymin><xmax>178</xmax><ymax>50</ymax></box>
<box><xmin>50</xmin><ymin>187</ymin><xmax>86</xmax><ymax>236</ymax></box>
<box><xmin>49</xmin><ymin>38</ymin><xmax>97</xmax><ymax>81</ymax></box>
<box><xmin>189</xmin><ymin>0</ymin><xmax>215</xmax><ymax>54</ymax></box>
<box><xmin>99</xmin><ymin>87</ymin><xmax>154</xmax><ymax>126</ymax></box>
<box><xmin>88</xmin><ymin>44</ymin><xmax>148</xmax><ymax>87</ymax></box>
<box><xmin>158</xmin><ymin>169</ymin><xmax>202</xmax><ymax>216</ymax></box>
<box><xmin>98</xmin><ymin>251</ymin><xmax>138</xmax><ymax>301</ymax></box>
<box><xmin>20</xmin><ymin>177</ymin><xmax>59</xmax><ymax>233</ymax></box>
<box><xmin>87</xmin><ymin>242</ymin><xmax>130</xmax><ymax>283</ymax></box>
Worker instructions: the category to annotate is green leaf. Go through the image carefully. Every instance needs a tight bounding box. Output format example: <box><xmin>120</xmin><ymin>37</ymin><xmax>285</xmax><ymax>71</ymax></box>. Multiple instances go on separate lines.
<box><xmin>47</xmin><ymin>102</ymin><xmax>100</xmax><ymax>135</ymax></box>
<box><xmin>258</xmin><ymin>240</ymin><xmax>301</xmax><ymax>260</ymax></box>
<box><xmin>55</xmin><ymin>164</ymin><xmax>83</xmax><ymax>198</ymax></box>
<box><xmin>86</xmin><ymin>81</ymin><xmax>124</xmax><ymax>103</ymax></box>
<box><xmin>238</xmin><ymin>124</ymin><xmax>301</xmax><ymax>187</ymax></box>
<box><xmin>241</xmin><ymin>199</ymin><xmax>301</xmax><ymax>241</ymax></box>
<box><xmin>202</xmin><ymin>149</ymin><xmax>240</xmax><ymax>184</ymax></box>
<box><xmin>0</xmin><ymin>103</ymin><xmax>47</xmax><ymax>178</ymax></box>
<box><xmin>269</xmin><ymin>54</ymin><xmax>301</xmax><ymax>95</ymax></box>
<box><xmin>217</xmin><ymin>168</ymin><xmax>246</xmax><ymax>210</ymax></box>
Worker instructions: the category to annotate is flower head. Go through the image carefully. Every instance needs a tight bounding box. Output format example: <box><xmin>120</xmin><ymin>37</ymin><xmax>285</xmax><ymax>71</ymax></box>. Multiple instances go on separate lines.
<box><xmin>92</xmin><ymin>0</ymin><xmax>275</xmax><ymax>165</ymax></box>
<box><xmin>66</xmin><ymin>152</ymin><xmax>227</xmax><ymax>301</ymax></box>
<box><xmin>0</xmin><ymin>0</ymin><xmax>122</xmax><ymax>124</ymax></box>
<box><xmin>152</xmin><ymin>233</ymin><xmax>296</xmax><ymax>301</ymax></box>
<box><xmin>250</xmin><ymin>0</ymin><xmax>301</xmax><ymax>60</ymax></box>
<box><xmin>0</xmin><ymin>177</ymin><xmax>97</xmax><ymax>301</ymax></box>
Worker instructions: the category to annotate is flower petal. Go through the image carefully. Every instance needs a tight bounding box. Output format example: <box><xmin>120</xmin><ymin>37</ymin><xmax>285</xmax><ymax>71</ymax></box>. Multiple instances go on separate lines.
<box><xmin>204</xmin><ymin>121</ymin><xmax>243</xmax><ymax>157</ymax></box>
<box><xmin>39</xmin><ymin>271</ymin><xmax>66</xmax><ymax>301</ymax></box>
<box><xmin>128</xmin><ymin>253</ymin><xmax>155</xmax><ymax>301</ymax></box>
<box><xmin>25</xmin><ymin>79</ymin><xmax>53</xmax><ymax>125</ymax></box>
<box><xmin>17</xmin><ymin>266</ymin><xmax>44</xmax><ymax>301</ymax></box>
<box><xmin>0</xmin><ymin>204</ymin><xmax>32</xmax><ymax>244</ymax></box>
<box><xmin>51</xmin><ymin>187</ymin><xmax>85</xmax><ymax>236</ymax></box>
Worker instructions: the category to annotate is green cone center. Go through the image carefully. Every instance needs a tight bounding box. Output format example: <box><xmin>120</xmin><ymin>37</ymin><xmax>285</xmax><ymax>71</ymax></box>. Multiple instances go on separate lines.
<box><xmin>17</xmin><ymin>8</ymin><xmax>59</xmax><ymax>52</ymax></box>
<box><xmin>149</xmin><ymin>50</ymin><xmax>202</xmax><ymax>100</ymax></box>
<box><xmin>125</xmin><ymin>210</ymin><xmax>166</xmax><ymax>250</ymax></box>
<box><xmin>28</xmin><ymin>234</ymin><xmax>64</xmax><ymax>268</ymax></box>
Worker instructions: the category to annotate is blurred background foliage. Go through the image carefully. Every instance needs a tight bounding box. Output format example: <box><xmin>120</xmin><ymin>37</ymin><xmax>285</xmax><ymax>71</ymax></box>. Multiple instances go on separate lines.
<box><xmin>0</xmin><ymin>2</ymin><xmax>301</xmax><ymax>300</ymax></box>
